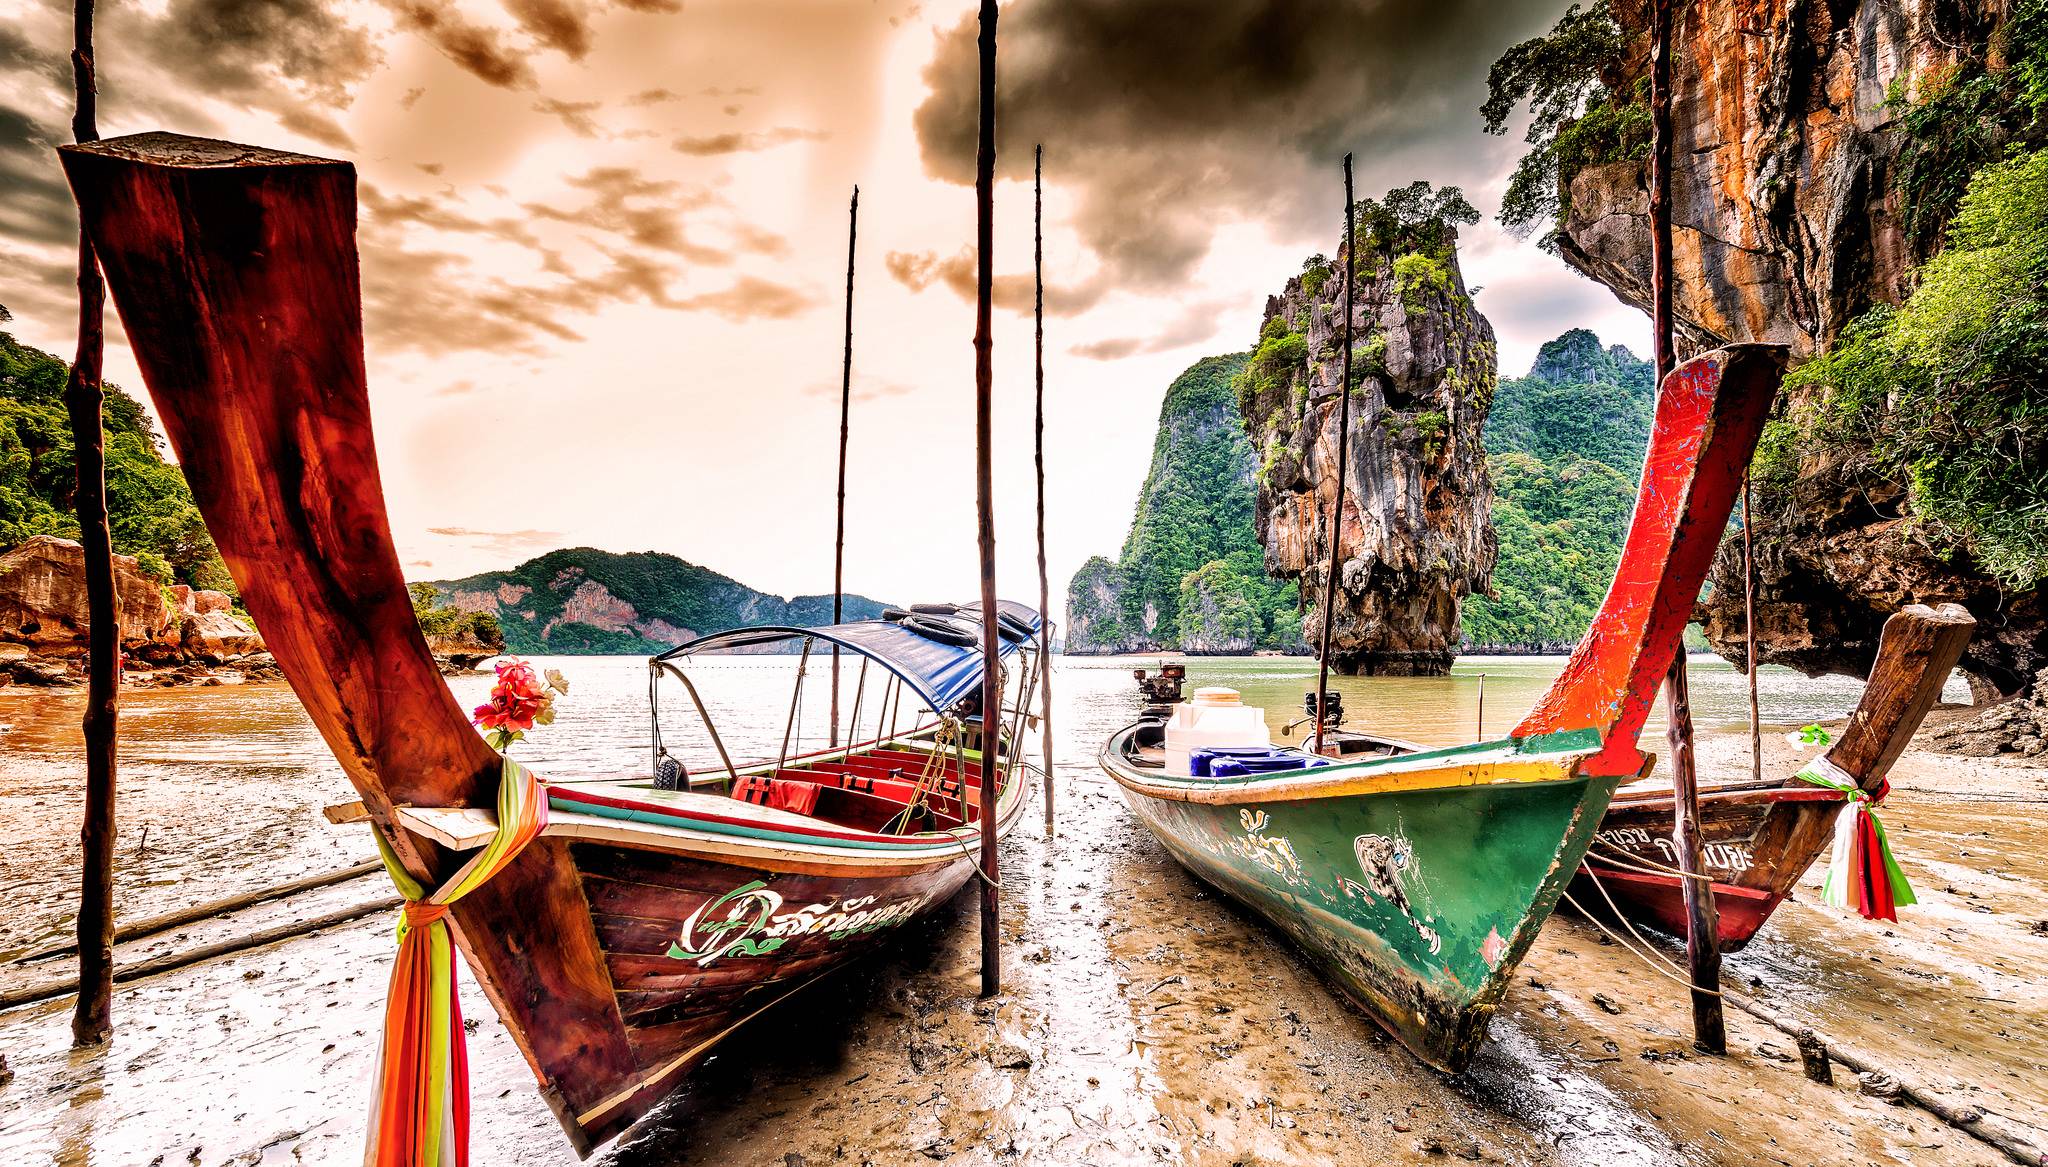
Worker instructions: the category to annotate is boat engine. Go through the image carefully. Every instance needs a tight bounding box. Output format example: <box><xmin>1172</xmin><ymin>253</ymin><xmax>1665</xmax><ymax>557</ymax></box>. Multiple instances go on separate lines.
<box><xmin>1303</xmin><ymin>689</ymin><xmax>1344</xmax><ymax>729</ymax></box>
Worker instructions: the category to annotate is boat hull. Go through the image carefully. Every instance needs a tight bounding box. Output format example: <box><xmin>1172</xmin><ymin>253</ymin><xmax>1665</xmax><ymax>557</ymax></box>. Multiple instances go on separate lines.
<box><xmin>563</xmin><ymin>841</ymin><xmax>976</xmax><ymax>1141</ymax></box>
<box><xmin>1104</xmin><ymin>730</ymin><xmax>1619</xmax><ymax>1072</ymax></box>
<box><xmin>1574</xmin><ymin>785</ymin><xmax>1832</xmax><ymax>951</ymax></box>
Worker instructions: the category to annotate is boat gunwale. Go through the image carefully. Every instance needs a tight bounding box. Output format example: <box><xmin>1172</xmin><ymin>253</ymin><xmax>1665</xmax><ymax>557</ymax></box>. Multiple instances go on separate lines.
<box><xmin>1098</xmin><ymin>722</ymin><xmax>1605</xmax><ymax>805</ymax></box>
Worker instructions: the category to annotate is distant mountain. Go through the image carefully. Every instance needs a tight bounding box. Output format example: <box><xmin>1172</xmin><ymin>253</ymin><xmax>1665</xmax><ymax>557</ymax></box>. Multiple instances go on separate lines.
<box><xmin>424</xmin><ymin>547</ymin><xmax>889</xmax><ymax>655</ymax></box>
<box><xmin>1462</xmin><ymin>329</ymin><xmax>1653</xmax><ymax>651</ymax></box>
<box><xmin>1065</xmin><ymin>354</ymin><xmax>1300</xmax><ymax>655</ymax></box>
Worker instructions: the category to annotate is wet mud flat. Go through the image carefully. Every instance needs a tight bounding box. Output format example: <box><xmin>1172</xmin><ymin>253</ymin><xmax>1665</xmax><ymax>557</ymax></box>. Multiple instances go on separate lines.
<box><xmin>2</xmin><ymin>684</ymin><xmax>2044</xmax><ymax>1165</ymax></box>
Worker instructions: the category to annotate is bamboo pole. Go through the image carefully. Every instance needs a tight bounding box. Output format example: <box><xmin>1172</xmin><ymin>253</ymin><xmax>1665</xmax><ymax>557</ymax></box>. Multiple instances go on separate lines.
<box><xmin>1033</xmin><ymin>143</ymin><xmax>1056</xmax><ymax>836</ymax></box>
<box><xmin>1743</xmin><ymin>473</ymin><xmax>1762</xmax><ymax>783</ymax></box>
<box><xmin>1650</xmin><ymin>0</ymin><xmax>1726</xmax><ymax>1054</ymax></box>
<box><xmin>972</xmin><ymin>0</ymin><xmax>1002</xmax><ymax>998</ymax></box>
<box><xmin>1723</xmin><ymin>991</ymin><xmax>2047</xmax><ymax>1166</ymax></box>
<box><xmin>1</xmin><ymin>897</ymin><xmax>403</xmax><ymax>1013</ymax></box>
<box><xmin>12</xmin><ymin>859</ymin><xmax>382</xmax><ymax>965</ymax></box>
<box><xmin>1312</xmin><ymin>155</ymin><xmax>1358</xmax><ymax>756</ymax></box>
<box><xmin>64</xmin><ymin>0</ymin><xmax>117</xmax><ymax>1049</ymax></box>
<box><xmin>831</xmin><ymin>186</ymin><xmax>858</xmax><ymax>748</ymax></box>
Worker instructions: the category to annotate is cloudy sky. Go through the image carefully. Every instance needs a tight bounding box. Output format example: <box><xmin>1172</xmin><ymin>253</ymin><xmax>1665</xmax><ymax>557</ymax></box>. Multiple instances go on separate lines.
<box><xmin>0</xmin><ymin>0</ymin><xmax>1648</xmax><ymax>616</ymax></box>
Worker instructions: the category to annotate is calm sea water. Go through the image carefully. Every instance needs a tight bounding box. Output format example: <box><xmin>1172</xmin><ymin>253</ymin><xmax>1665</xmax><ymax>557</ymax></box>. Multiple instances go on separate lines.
<box><xmin>0</xmin><ymin>652</ymin><xmax>1970</xmax><ymax>776</ymax></box>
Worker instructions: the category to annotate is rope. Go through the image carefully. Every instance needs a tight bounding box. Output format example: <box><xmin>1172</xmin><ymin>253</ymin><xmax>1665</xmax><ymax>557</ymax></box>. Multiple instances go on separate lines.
<box><xmin>1561</xmin><ymin>869</ymin><xmax>1720</xmax><ymax>997</ymax></box>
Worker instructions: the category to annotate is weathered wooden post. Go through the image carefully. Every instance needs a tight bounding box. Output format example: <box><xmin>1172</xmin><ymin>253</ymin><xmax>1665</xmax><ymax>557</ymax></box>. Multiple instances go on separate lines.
<box><xmin>1743</xmin><ymin>474</ymin><xmax>1762</xmax><ymax>783</ymax></box>
<box><xmin>1649</xmin><ymin>0</ymin><xmax>1727</xmax><ymax>1054</ymax></box>
<box><xmin>65</xmin><ymin>0</ymin><xmax>119</xmax><ymax>1049</ymax></box>
<box><xmin>1312</xmin><ymin>155</ymin><xmax>1358</xmax><ymax>757</ymax></box>
<box><xmin>1033</xmin><ymin>144</ymin><xmax>1056</xmax><ymax>836</ymax></box>
<box><xmin>831</xmin><ymin>185</ymin><xmax>858</xmax><ymax>747</ymax></box>
<box><xmin>971</xmin><ymin>0</ymin><xmax>1002</xmax><ymax>998</ymax></box>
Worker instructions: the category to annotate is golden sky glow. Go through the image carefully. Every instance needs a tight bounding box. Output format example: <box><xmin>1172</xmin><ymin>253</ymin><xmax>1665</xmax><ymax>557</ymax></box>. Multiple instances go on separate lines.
<box><xmin>0</xmin><ymin>0</ymin><xmax>1650</xmax><ymax>614</ymax></box>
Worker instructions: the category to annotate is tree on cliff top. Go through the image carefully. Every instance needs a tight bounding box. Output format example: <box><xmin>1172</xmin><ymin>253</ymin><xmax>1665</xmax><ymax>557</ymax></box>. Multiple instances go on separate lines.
<box><xmin>1481</xmin><ymin>1</ymin><xmax>1647</xmax><ymax>247</ymax></box>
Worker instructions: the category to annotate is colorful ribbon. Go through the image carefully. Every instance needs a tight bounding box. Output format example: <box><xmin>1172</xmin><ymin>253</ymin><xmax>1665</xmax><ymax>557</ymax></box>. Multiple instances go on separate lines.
<box><xmin>1792</xmin><ymin>759</ymin><xmax>1915</xmax><ymax>922</ymax></box>
<box><xmin>366</xmin><ymin>757</ymin><xmax>548</xmax><ymax>1167</ymax></box>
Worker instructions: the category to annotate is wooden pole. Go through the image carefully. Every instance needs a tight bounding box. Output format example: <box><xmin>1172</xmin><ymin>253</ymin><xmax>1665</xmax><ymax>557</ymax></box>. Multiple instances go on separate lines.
<box><xmin>1033</xmin><ymin>144</ymin><xmax>1056</xmax><ymax>836</ymax></box>
<box><xmin>831</xmin><ymin>186</ymin><xmax>858</xmax><ymax>748</ymax></box>
<box><xmin>971</xmin><ymin>0</ymin><xmax>1002</xmax><ymax>998</ymax></box>
<box><xmin>1650</xmin><ymin>0</ymin><xmax>1725</xmax><ymax>1055</ymax></box>
<box><xmin>1312</xmin><ymin>155</ymin><xmax>1357</xmax><ymax>756</ymax></box>
<box><xmin>1743</xmin><ymin>473</ymin><xmax>1762</xmax><ymax>783</ymax></box>
<box><xmin>64</xmin><ymin>0</ymin><xmax>117</xmax><ymax>1049</ymax></box>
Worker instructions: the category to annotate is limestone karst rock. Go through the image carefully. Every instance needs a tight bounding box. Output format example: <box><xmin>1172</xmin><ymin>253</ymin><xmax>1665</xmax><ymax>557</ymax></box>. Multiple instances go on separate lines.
<box><xmin>1064</xmin><ymin>354</ymin><xmax>1298</xmax><ymax>656</ymax></box>
<box><xmin>1238</xmin><ymin>197</ymin><xmax>1497</xmax><ymax>675</ymax></box>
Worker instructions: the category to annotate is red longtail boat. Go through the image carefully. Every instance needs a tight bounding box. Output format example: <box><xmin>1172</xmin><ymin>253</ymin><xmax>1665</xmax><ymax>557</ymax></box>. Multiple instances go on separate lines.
<box><xmin>1572</xmin><ymin>602</ymin><xmax>1973</xmax><ymax>949</ymax></box>
<box><xmin>60</xmin><ymin>132</ymin><xmax>1042</xmax><ymax>1155</ymax></box>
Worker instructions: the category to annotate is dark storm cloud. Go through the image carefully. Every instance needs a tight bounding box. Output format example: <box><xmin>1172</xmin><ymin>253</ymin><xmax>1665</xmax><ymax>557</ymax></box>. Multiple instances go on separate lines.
<box><xmin>0</xmin><ymin>104</ymin><xmax>71</xmax><ymax>248</ymax></box>
<box><xmin>143</xmin><ymin>0</ymin><xmax>382</xmax><ymax>110</ymax></box>
<box><xmin>915</xmin><ymin>0</ymin><xmax>1558</xmax><ymax>290</ymax></box>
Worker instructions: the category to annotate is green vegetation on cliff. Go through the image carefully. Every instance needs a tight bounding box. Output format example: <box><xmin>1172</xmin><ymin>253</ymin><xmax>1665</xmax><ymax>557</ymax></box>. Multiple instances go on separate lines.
<box><xmin>429</xmin><ymin>546</ymin><xmax>889</xmax><ymax>655</ymax></box>
<box><xmin>1772</xmin><ymin>147</ymin><xmax>2048</xmax><ymax>589</ymax></box>
<box><xmin>1</xmin><ymin>322</ymin><xmax>233</xmax><ymax>592</ymax></box>
<box><xmin>1463</xmin><ymin>329</ymin><xmax>1651</xmax><ymax>649</ymax></box>
<box><xmin>1068</xmin><ymin>355</ymin><xmax>1298</xmax><ymax>653</ymax></box>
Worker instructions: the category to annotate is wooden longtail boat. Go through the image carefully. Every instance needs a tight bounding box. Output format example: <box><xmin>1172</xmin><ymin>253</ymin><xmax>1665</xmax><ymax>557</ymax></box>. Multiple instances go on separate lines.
<box><xmin>61</xmin><ymin>133</ymin><xmax>1041</xmax><ymax>1153</ymax></box>
<box><xmin>1574</xmin><ymin>602</ymin><xmax>1974</xmax><ymax>950</ymax></box>
<box><xmin>1101</xmin><ymin>343</ymin><xmax>1785</xmax><ymax>1072</ymax></box>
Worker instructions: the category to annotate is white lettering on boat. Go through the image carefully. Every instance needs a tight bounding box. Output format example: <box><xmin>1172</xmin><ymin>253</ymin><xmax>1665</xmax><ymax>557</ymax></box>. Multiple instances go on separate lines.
<box><xmin>667</xmin><ymin>880</ymin><xmax>937</xmax><ymax>966</ymax></box>
<box><xmin>1595</xmin><ymin>828</ymin><xmax>1754</xmax><ymax>876</ymax></box>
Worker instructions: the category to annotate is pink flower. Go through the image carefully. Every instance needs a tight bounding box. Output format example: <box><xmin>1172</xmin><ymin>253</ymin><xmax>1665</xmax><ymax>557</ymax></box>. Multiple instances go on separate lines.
<box><xmin>473</xmin><ymin>659</ymin><xmax>553</xmax><ymax>734</ymax></box>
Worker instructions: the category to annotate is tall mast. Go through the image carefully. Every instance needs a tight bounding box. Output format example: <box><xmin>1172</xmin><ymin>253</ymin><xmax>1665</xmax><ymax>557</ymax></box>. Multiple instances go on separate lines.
<box><xmin>1312</xmin><ymin>155</ymin><xmax>1357</xmax><ymax>756</ymax></box>
<box><xmin>1033</xmin><ymin>145</ymin><xmax>1056</xmax><ymax>836</ymax></box>
<box><xmin>831</xmin><ymin>185</ymin><xmax>858</xmax><ymax>747</ymax></box>
<box><xmin>971</xmin><ymin>0</ymin><xmax>1002</xmax><ymax>998</ymax></box>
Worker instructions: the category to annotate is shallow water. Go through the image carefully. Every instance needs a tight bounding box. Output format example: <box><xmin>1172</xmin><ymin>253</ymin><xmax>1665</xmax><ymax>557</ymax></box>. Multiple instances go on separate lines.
<box><xmin>0</xmin><ymin>654</ymin><xmax>2032</xmax><ymax>1167</ymax></box>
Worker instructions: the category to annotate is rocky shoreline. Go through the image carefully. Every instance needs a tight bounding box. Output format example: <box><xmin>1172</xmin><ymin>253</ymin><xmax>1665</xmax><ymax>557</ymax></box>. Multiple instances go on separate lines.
<box><xmin>0</xmin><ymin>535</ymin><xmax>495</xmax><ymax>689</ymax></box>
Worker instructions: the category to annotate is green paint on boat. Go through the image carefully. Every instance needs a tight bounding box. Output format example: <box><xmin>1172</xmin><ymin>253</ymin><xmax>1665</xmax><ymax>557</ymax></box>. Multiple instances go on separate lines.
<box><xmin>1113</xmin><ymin>751</ymin><xmax>1620</xmax><ymax>1070</ymax></box>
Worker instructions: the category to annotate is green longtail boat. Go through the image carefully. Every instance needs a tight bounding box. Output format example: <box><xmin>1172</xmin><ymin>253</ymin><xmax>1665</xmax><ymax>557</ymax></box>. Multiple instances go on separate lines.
<box><xmin>1101</xmin><ymin>344</ymin><xmax>1786</xmax><ymax>1072</ymax></box>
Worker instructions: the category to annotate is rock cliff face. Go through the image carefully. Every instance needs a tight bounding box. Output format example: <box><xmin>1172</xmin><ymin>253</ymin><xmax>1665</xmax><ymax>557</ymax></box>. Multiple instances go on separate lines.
<box><xmin>1557</xmin><ymin>0</ymin><xmax>1981</xmax><ymax>358</ymax></box>
<box><xmin>0</xmin><ymin>535</ymin><xmax>174</xmax><ymax>651</ymax></box>
<box><xmin>1065</xmin><ymin>354</ymin><xmax>1299</xmax><ymax>656</ymax></box>
<box><xmin>1556</xmin><ymin>0</ymin><xmax>2039</xmax><ymax>692</ymax></box>
<box><xmin>1239</xmin><ymin>218</ymin><xmax>1497</xmax><ymax>674</ymax></box>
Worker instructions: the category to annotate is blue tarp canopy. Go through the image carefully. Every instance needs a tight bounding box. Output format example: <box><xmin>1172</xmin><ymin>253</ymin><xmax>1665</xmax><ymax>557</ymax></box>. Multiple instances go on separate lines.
<box><xmin>653</xmin><ymin>602</ymin><xmax>1046</xmax><ymax>714</ymax></box>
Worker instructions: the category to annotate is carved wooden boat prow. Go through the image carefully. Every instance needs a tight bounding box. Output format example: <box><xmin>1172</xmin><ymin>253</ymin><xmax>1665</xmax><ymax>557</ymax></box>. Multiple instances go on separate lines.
<box><xmin>1101</xmin><ymin>342</ymin><xmax>1787</xmax><ymax>1071</ymax></box>
<box><xmin>1576</xmin><ymin>601</ymin><xmax>1975</xmax><ymax>948</ymax></box>
<box><xmin>61</xmin><ymin>132</ymin><xmax>1039</xmax><ymax>1154</ymax></box>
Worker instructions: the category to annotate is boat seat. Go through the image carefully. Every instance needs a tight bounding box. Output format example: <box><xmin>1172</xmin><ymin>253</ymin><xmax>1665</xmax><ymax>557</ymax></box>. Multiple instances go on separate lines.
<box><xmin>731</xmin><ymin>775</ymin><xmax>822</xmax><ymax>816</ymax></box>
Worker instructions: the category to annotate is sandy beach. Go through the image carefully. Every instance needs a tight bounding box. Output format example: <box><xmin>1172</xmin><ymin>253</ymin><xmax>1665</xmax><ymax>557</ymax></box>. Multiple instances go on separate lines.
<box><xmin>1</xmin><ymin>660</ymin><xmax>2043</xmax><ymax>1166</ymax></box>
